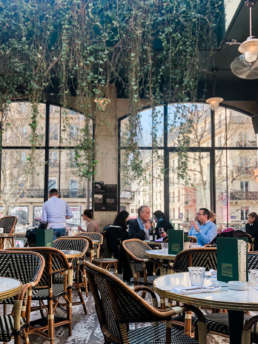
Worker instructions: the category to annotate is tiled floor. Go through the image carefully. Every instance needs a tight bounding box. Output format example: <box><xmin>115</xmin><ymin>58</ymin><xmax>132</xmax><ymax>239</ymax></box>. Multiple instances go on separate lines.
<box><xmin>16</xmin><ymin>292</ymin><xmax>228</xmax><ymax>344</ymax></box>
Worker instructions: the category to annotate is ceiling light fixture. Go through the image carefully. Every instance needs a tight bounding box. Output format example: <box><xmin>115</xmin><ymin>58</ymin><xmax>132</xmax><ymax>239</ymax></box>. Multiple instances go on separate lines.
<box><xmin>206</xmin><ymin>97</ymin><xmax>224</xmax><ymax>110</ymax></box>
<box><xmin>238</xmin><ymin>0</ymin><xmax>258</xmax><ymax>63</ymax></box>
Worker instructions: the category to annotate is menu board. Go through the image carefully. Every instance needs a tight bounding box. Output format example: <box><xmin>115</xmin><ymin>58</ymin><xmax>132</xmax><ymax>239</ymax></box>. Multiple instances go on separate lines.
<box><xmin>94</xmin><ymin>182</ymin><xmax>117</xmax><ymax>211</ymax></box>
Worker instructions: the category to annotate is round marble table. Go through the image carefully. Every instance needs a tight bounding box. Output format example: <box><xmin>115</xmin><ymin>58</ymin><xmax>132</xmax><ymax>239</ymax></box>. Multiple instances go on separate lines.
<box><xmin>61</xmin><ymin>250</ymin><xmax>81</xmax><ymax>259</ymax></box>
<box><xmin>154</xmin><ymin>272</ymin><xmax>258</xmax><ymax>344</ymax></box>
<box><xmin>146</xmin><ymin>249</ymin><xmax>176</xmax><ymax>261</ymax></box>
<box><xmin>0</xmin><ymin>276</ymin><xmax>22</xmax><ymax>300</ymax></box>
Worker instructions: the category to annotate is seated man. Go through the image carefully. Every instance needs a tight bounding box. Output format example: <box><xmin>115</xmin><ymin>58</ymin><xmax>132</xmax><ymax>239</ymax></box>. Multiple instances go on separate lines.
<box><xmin>189</xmin><ymin>208</ymin><xmax>217</xmax><ymax>246</ymax></box>
<box><xmin>128</xmin><ymin>205</ymin><xmax>152</xmax><ymax>240</ymax></box>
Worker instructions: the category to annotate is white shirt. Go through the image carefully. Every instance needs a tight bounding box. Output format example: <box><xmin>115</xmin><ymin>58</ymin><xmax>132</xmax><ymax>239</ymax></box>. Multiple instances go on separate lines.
<box><xmin>41</xmin><ymin>196</ymin><xmax>73</xmax><ymax>229</ymax></box>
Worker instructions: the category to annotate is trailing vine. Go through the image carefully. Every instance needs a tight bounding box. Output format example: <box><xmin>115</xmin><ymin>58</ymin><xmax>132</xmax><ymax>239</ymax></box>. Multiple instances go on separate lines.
<box><xmin>0</xmin><ymin>0</ymin><xmax>225</xmax><ymax>188</ymax></box>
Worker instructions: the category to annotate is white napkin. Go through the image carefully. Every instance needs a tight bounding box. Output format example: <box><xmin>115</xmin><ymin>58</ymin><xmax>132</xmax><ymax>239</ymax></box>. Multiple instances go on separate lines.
<box><xmin>172</xmin><ymin>286</ymin><xmax>221</xmax><ymax>294</ymax></box>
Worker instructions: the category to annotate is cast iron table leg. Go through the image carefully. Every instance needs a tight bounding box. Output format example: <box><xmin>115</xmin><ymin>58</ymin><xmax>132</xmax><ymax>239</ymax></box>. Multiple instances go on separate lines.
<box><xmin>228</xmin><ymin>310</ymin><xmax>244</xmax><ymax>344</ymax></box>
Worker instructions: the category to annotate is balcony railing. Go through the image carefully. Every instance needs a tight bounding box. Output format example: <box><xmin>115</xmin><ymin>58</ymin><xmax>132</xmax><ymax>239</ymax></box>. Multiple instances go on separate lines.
<box><xmin>18</xmin><ymin>188</ymin><xmax>89</xmax><ymax>198</ymax></box>
<box><xmin>230</xmin><ymin>191</ymin><xmax>258</xmax><ymax>200</ymax></box>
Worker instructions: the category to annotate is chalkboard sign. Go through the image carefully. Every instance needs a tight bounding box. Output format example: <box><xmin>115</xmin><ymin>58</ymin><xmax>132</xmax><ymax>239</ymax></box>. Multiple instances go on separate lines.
<box><xmin>94</xmin><ymin>182</ymin><xmax>117</xmax><ymax>211</ymax></box>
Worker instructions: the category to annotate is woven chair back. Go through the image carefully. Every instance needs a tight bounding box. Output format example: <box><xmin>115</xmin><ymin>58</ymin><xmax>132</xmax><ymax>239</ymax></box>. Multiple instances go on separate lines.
<box><xmin>122</xmin><ymin>239</ymin><xmax>151</xmax><ymax>261</ymax></box>
<box><xmin>79</xmin><ymin>232</ymin><xmax>103</xmax><ymax>243</ymax></box>
<box><xmin>53</xmin><ymin>237</ymin><xmax>89</xmax><ymax>254</ymax></box>
<box><xmin>248</xmin><ymin>251</ymin><xmax>258</xmax><ymax>269</ymax></box>
<box><xmin>53</xmin><ymin>237</ymin><xmax>89</xmax><ymax>269</ymax></box>
<box><xmin>173</xmin><ymin>247</ymin><xmax>217</xmax><ymax>272</ymax></box>
<box><xmin>0</xmin><ymin>250</ymin><xmax>44</xmax><ymax>285</ymax></box>
<box><xmin>85</xmin><ymin>261</ymin><xmax>163</xmax><ymax>343</ymax></box>
<box><xmin>0</xmin><ymin>216</ymin><xmax>17</xmax><ymax>234</ymax></box>
<box><xmin>8</xmin><ymin>247</ymin><xmax>69</xmax><ymax>287</ymax></box>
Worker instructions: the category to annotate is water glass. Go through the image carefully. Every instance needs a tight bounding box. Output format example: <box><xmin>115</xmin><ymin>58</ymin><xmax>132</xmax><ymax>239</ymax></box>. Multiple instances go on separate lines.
<box><xmin>161</xmin><ymin>242</ymin><xmax>168</xmax><ymax>251</ymax></box>
<box><xmin>188</xmin><ymin>267</ymin><xmax>205</xmax><ymax>287</ymax></box>
<box><xmin>249</xmin><ymin>269</ymin><xmax>258</xmax><ymax>286</ymax></box>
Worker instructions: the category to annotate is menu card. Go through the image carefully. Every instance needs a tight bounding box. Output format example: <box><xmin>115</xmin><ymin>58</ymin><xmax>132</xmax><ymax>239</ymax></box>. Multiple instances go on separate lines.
<box><xmin>168</xmin><ymin>229</ymin><xmax>184</xmax><ymax>254</ymax></box>
<box><xmin>217</xmin><ymin>237</ymin><xmax>248</xmax><ymax>282</ymax></box>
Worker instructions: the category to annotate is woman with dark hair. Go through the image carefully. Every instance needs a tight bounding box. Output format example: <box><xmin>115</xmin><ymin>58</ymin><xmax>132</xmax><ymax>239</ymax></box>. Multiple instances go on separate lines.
<box><xmin>246</xmin><ymin>212</ymin><xmax>258</xmax><ymax>250</ymax></box>
<box><xmin>153</xmin><ymin>210</ymin><xmax>174</xmax><ymax>239</ymax></box>
<box><xmin>113</xmin><ymin>210</ymin><xmax>129</xmax><ymax>230</ymax></box>
<box><xmin>78</xmin><ymin>209</ymin><xmax>99</xmax><ymax>233</ymax></box>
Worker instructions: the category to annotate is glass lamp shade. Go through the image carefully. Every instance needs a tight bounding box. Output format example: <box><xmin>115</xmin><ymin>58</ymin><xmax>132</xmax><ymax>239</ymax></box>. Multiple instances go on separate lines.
<box><xmin>239</xmin><ymin>38</ymin><xmax>258</xmax><ymax>63</ymax></box>
<box><xmin>206</xmin><ymin>97</ymin><xmax>224</xmax><ymax>110</ymax></box>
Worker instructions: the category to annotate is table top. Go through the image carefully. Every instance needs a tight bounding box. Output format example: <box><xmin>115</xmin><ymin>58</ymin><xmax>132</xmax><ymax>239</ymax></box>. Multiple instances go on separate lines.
<box><xmin>146</xmin><ymin>249</ymin><xmax>176</xmax><ymax>260</ymax></box>
<box><xmin>0</xmin><ymin>276</ymin><xmax>22</xmax><ymax>300</ymax></box>
<box><xmin>154</xmin><ymin>272</ymin><xmax>258</xmax><ymax>312</ymax></box>
<box><xmin>61</xmin><ymin>250</ymin><xmax>81</xmax><ymax>259</ymax></box>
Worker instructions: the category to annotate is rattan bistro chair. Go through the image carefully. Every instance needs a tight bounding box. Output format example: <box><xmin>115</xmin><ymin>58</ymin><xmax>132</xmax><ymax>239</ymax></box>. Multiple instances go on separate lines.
<box><xmin>78</xmin><ymin>232</ymin><xmax>103</xmax><ymax>258</ymax></box>
<box><xmin>122</xmin><ymin>239</ymin><xmax>152</xmax><ymax>285</ymax></box>
<box><xmin>173</xmin><ymin>247</ymin><xmax>217</xmax><ymax>272</ymax></box>
<box><xmin>0</xmin><ymin>250</ymin><xmax>45</xmax><ymax>344</ymax></box>
<box><xmin>193</xmin><ymin>251</ymin><xmax>258</xmax><ymax>343</ymax></box>
<box><xmin>0</xmin><ymin>216</ymin><xmax>17</xmax><ymax>249</ymax></box>
<box><xmin>9</xmin><ymin>247</ymin><xmax>72</xmax><ymax>344</ymax></box>
<box><xmin>53</xmin><ymin>237</ymin><xmax>89</xmax><ymax>314</ymax></box>
<box><xmin>85</xmin><ymin>261</ymin><xmax>203</xmax><ymax>344</ymax></box>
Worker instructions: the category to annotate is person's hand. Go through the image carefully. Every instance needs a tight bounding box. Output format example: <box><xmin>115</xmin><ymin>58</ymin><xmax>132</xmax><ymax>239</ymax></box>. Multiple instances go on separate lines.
<box><xmin>191</xmin><ymin>221</ymin><xmax>199</xmax><ymax>231</ymax></box>
<box><xmin>161</xmin><ymin>231</ymin><xmax>167</xmax><ymax>238</ymax></box>
<box><xmin>78</xmin><ymin>225</ymin><xmax>82</xmax><ymax>232</ymax></box>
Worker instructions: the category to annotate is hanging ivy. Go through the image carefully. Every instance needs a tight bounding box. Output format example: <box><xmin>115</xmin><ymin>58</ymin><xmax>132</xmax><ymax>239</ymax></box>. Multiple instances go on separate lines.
<box><xmin>0</xmin><ymin>0</ymin><xmax>225</xmax><ymax>183</ymax></box>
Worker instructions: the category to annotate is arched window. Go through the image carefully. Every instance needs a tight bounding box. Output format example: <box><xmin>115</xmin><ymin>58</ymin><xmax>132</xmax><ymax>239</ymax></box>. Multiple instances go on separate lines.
<box><xmin>0</xmin><ymin>102</ymin><xmax>93</xmax><ymax>230</ymax></box>
<box><xmin>119</xmin><ymin>104</ymin><xmax>258</xmax><ymax>229</ymax></box>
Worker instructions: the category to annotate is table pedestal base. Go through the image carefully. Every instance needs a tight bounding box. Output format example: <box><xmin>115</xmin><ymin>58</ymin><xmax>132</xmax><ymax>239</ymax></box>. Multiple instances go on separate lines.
<box><xmin>228</xmin><ymin>310</ymin><xmax>244</xmax><ymax>344</ymax></box>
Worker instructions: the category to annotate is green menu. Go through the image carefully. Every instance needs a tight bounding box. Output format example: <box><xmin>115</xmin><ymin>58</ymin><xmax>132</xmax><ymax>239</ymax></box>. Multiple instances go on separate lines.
<box><xmin>168</xmin><ymin>229</ymin><xmax>184</xmax><ymax>254</ymax></box>
<box><xmin>217</xmin><ymin>237</ymin><xmax>248</xmax><ymax>282</ymax></box>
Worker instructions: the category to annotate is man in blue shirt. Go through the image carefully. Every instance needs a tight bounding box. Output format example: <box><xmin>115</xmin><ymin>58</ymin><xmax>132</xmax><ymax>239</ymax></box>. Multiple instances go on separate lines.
<box><xmin>41</xmin><ymin>188</ymin><xmax>73</xmax><ymax>240</ymax></box>
<box><xmin>189</xmin><ymin>208</ymin><xmax>217</xmax><ymax>246</ymax></box>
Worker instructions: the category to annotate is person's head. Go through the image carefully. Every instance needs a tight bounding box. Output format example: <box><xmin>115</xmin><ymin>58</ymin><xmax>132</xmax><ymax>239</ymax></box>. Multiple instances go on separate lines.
<box><xmin>197</xmin><ymin>208</ymin><xmax>210</xmax><ymax>224</ymax></box>
<box><xmin>138</xmin><ymin>205</ymin><xmax>151</xmax><ymax>223</ymax></box>
<box><xmin>113</xmin><ymin>210</ymin><xmax>129</xmax><ymax>228</ymax></box>
<box><xmin>49</xmin><ymin>188</ymin><xmax>58</xmax><ymax>198</ymax></box>
<box><xmin>248</xmin><ymin>212</ymin><xmax>257</xmax><ymax>224</ymax></box>
<box><xmin>82</xmin><ymin>209</ymin><xmax>93</xmax><ymax>221</ymax></box>
<box><xmin>153</xmin><ymin>210</ymin><xmax>164</xmax><ymax>222</ymax></box>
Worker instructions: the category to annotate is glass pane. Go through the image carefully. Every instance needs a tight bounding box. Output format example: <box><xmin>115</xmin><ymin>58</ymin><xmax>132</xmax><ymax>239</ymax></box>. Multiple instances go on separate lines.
<box><xmin>50</xmin><ymin>105</ymin><xmax>91</xmax><ymax>147</ymax></box>
<box><xmin>168</xmin><ymin>103</ymin><xmax>211</xmax><ymax>147</ymax></box>
<box><xmin>120</xmin><ymin>106</ymin><xmax>164</xmax><ymax>147</ymax></box>
<box><xmin>216</xmin><ymin>149</ymin><xmax>258</xmax><ymax>230</ymax></box>
<box><xmin>3</xmin><ymin>102</ymin><xmax>45</xmax><ymax>146</ymax></box>
<box><xmin>9</xmin><ymin>206</ymin><xmax>29</xmax><ymax>231</ymax></box>
<box><xmin>48</xmin><ymin>149</ymin><xmax>92</xmax><ymax>205</ymax></box>
<box><xmin>215</xmin><ymin>107</ymin><xmax>258</xmax><ymax>147</ymax></box>
<box><xmin>169</xmin><ymin>152</ymin><xmax>210</xmax><ymax>229</ymax></box>
<box><xmin>0</xmin><ymin>149</ymin><xmax>45</xmax><ymax>230</ymax></box>
<box><xmin>120</xmin><ymin>149</ymin><xmax>164</xmax><ymax>215</ymax></box>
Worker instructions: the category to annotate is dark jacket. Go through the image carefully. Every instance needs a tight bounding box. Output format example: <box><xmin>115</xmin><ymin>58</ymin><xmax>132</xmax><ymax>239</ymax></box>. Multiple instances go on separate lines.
<box><xmin>246</xmin><ymin>222</ymin><xmax>258</xmax><ymax>250</ymax></box>
<box><xmin>128</xmin><ymin>219</ymin><xmax>145</xmax><ymax>240</ymax></box>
<box><xmin>155</xmin><ymin>218</ymin><xmax>174</xmax><ymax>238</ymax></box>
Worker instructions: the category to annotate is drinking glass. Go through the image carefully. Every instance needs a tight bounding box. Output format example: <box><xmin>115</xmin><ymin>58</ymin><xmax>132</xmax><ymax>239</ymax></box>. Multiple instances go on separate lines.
<box><xmin>161</xmin><ymin>242</ymin><xmax>168</xmax><ymax>251</ymax></box>
<box><xmin>249</xmin><ymin>269</ymin><xmax>258</xmax><ymax>286</ymax></box>
<box><xmin>188</xmin><ymin>267</ymin><xmax>205</xmax><ymax>287</ymax></box>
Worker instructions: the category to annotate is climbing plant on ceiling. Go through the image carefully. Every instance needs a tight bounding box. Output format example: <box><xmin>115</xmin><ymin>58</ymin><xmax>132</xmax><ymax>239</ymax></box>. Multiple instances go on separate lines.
<box><xmin>0</xmin><ymin>0</ymin><xmax>224</xmax><ymax>182</ymax></box>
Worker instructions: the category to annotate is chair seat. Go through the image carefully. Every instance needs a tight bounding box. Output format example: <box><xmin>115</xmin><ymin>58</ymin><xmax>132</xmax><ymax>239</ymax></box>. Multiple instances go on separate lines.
<box><xmin>194</xmin><ymin>313</ymin><xmax>258</xmax><ymax>342</ymax></box>
<box><xmin>128</xmin><ymin>323</ymin><xmax>198</xmax><ymax>344</ymax></box>
<box><xmin>32</xmin><ymin>284</ymin><xmax>65</xmax><ymax>299</ymax></box>
<box><xmin>0</xmin><ymin>314</ymin><xmax>24</xmax><ymax>342</ymax></box>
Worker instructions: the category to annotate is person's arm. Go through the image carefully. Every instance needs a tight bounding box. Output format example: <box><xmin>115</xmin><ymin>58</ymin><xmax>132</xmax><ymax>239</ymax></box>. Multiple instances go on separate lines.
<box><xmin>65</xmin><ymin>203</ymin><xmax>73</xmax><ymax>219</ymax></box>
<box><xmin>41</xmin><ymin>203</ymin><xmax>48</xmax><ymax>223</ymax></box>
<box><xmin>197</xmin><ymin>223</ymin><xmax>217</xmax><ymax>245</ymax></box>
